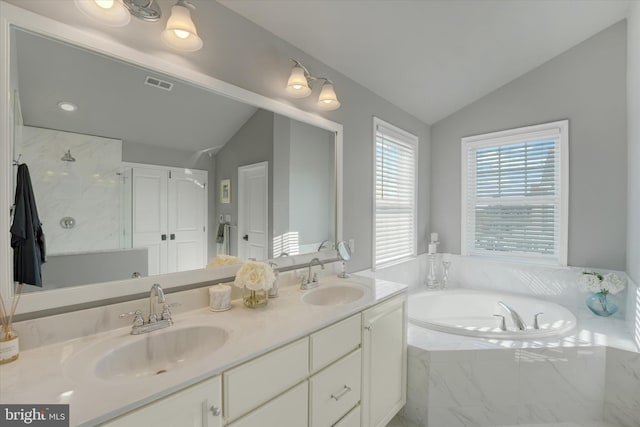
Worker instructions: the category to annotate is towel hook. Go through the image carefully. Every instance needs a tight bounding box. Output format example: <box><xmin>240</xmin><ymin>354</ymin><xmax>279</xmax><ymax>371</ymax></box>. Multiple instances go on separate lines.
<box><xmin>12</xmin><ymin>154</ymin><xmax>22</xmax><ymax>166</ymax></box>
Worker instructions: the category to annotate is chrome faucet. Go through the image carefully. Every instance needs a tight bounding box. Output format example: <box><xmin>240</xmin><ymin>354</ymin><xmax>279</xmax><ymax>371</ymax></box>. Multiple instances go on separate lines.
<box><xmin>120</xmin><ymin>283</ymin><xmax>177</xmax><ymax>335</ymax></box>
<box><xmin>497</xmin><ymin>301</ymin><xmax>527</xmax><ymax>331</ymax></box>
<box><xmin>301</xmin><ymin>257</ymin><xmax>324</xmax><ymax>290</ymax></box>
<box><xmin>149</xmin><ymin>283</ymin><xmax>166</xmax><ymax>322</ymax></box>
<box><xmin>317</xmin><ymin>240</ymin><xmax>330</xmax><ymax>251</ymax></box>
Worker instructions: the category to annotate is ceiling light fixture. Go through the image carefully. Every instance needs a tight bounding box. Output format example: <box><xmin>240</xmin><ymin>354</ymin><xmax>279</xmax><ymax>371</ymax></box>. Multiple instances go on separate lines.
<box><xmin>57</xmin><ymin>101</ymin><xmax>78</xmax><ymax>112</ymax></box>
<box><xmin>73</xmin><ymin>0</ymin><xmax>131</xmax><ymax>27</ymax></box>
<box><xmin>285</xmin><ymin>59</ymin><xmax>341</xmax><ymax>111</ymax></box>
<box><xmin>161</xmin><ymin>0</ymin><xmax>204</xmax><ymax>52</ymax></box>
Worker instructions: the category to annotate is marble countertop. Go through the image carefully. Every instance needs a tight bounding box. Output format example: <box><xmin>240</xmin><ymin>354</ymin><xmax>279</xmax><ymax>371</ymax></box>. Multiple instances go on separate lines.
<box><xmin>0</xmin><ymin>276</ymin><xmax>407</xmax><ymax>427</ymax></box>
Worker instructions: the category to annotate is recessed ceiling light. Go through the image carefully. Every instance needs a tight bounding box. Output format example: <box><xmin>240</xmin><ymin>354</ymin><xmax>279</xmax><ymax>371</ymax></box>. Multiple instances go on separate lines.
<box><xmin>57</xmin><ymin>101</ymin><xmax>78</xmax><ymax>112</ymax></box>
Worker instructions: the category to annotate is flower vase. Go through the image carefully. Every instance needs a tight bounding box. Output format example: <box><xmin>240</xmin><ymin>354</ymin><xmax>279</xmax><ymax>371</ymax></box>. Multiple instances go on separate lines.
<box><xmin>0</xmin><ymin>329</ymin><xmax>19</xmax><ymax>365</ymax></box>
<box><xmin>586</xmin><ymin>292</ymin><xmax>619</xmax><ymax>317</ymax></box>
<box><xmin>243</xmin><ymin>289</ymin><xmax>268</xmax><ymax>308</ymax></box>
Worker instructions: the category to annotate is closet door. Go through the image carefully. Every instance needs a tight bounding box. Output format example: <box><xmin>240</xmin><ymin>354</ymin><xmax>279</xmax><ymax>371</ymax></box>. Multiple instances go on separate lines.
<box><xmin>168</xmin><ymin>169</ymin><xmax>207</xmax><ymax>272</ymax></box>
<box><xmin>132</xmin><ymin>167</ymin><xmax>168</xmax><ymax>275</ymax></box>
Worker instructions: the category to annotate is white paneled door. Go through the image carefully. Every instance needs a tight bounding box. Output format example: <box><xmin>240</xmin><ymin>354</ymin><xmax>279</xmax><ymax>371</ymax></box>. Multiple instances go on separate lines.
<box><xmin>131</xmin><ymin>165</ymin><xmax>207</xmax><ymax>276</ymax></box>
<box><xmin>238</xmin><ymin>162</ymin><xmax>268</xmax><ymax>261</ymax></box>
<box><xmin>132</xmin><ymin>167</ymin><xmax>168</xmax><ymax>275</ymax></box>
<box><xmin>168</xmin><ymin>170</ymin><xmax>207</xmax><ymax>272</ymax></box>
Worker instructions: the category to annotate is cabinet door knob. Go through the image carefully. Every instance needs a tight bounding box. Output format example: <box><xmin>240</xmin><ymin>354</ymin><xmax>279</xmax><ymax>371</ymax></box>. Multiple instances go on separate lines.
<box><xmin>364</xmin><ymin>324</ymin><xmax>372</xmax><ymax>331</ymax></box>
<box><xmin>331</xmin><ymin>385</ymin><xmax>352</xmax><ymax>401</ymax></box>
<box><xmin>210</xmin><ymin>405</ymin><xmax>221</xmax><ymax>416</ymax></box>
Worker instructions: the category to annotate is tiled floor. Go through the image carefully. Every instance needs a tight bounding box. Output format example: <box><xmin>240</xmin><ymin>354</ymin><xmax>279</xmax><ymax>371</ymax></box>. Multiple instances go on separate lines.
<box><xmin>386</xmin><ymin>415</ymin><xmax>622</xmax><ymax>427</ymax></box>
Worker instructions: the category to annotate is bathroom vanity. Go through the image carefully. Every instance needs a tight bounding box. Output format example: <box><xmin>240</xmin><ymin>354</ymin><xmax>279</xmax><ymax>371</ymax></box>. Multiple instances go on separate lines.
<box><xmin>0</xmin><ymin>276</ymin><xmax>407</xmax><ymax>427</ymax></box>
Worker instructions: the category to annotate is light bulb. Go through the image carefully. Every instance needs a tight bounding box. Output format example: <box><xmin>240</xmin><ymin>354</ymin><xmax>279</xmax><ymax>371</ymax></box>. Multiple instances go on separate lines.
<box><xmin>74</xmin><ymin>0</ymin><xmax>131</xmax><ymax>26</ymax></box>
<box><xmin>174</xmin><ymin>29</ymin><xmax>191</xmax><ymax>39</ymax></box>
<box><xmin>95</xmin><ymin>0</ymin><xmax>114</xmax><ymax>8</ymax></box>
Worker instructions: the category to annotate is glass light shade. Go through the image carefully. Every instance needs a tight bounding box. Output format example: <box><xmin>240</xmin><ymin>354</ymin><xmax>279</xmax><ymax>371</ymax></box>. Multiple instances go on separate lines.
<box><xmin>74</xmin><ymin>0</ymin><xmax>131</xmax><ymax>27</ymax></box>
<box><xmin>285</xmin><ymin>66</ymin><xmax>311</xmax><ymax>98</ymax></box>
<box><xmin>161</xmin><ymin>4</ymin><xmax>203</xmax><ymax>52</ymax></box>
<box><xmin>317</xmin><ymin>82</ymin><xmax>341</xmax><ymax>111</ymax></box>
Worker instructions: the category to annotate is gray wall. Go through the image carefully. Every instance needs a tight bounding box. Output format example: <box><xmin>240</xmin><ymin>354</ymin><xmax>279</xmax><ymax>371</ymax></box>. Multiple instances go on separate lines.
<box><xmin>214</xmin><ymin>109</ymin><xmax>274</xmax><ymax>257</ymax></box>
<box><xmin>122</xmin><ymin>141</ymin><xmax>216</xmax><ymax>260</ymax></box>
<box><xmin>8</xmin><ymin>0</ymin><xmax>431</xmax><ymax>273</ymax></box>
<box><xmin>628</xmin><ymin>5</ymin><xmax>640</xmax><ymax>284</ymax></box>
<box><xmin>430</xmin><ymin>21</ymin><xmax>627</xmax><ymax>270</ymax></box>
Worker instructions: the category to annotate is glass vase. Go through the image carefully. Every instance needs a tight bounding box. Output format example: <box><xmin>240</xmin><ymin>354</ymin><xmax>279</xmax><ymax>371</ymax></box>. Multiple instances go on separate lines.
<box><xmin>586</xmin><ymin>292</ymin><xmax>619</xmax><ymax>317</ymax></box>
<box><xmin>243</xmin><ymin>288</ymin><xmax>268</xmax><ymax>308</ymax></box>
<box><xmin>0</xmin><ymin>329</ymin><xmax>19</xmax><ymax>365</ymax></box>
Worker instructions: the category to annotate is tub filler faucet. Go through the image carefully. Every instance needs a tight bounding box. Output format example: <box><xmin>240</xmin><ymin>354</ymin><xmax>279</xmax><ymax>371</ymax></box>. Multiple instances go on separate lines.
<box><xmin>497</xmin><ymin>301</ymin><xmax>527</xmax><ymax>330</ymax></box>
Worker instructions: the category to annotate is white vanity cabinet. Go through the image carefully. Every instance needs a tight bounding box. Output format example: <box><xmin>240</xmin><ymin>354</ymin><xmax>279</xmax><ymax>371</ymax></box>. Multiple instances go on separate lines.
<box><xmin>99</xmin><ymin>376</ymin><xmax>222</xmax><ymax>427</ymax></box>
<box><xmin>97</xmin><ymin>294</ymin><xmax>406</xmax><ymax>427</ymax></box>
<box><xmin>361</xmin><ymin>296</ymin><xmax>407</xmax><ymax>427</ymax></box>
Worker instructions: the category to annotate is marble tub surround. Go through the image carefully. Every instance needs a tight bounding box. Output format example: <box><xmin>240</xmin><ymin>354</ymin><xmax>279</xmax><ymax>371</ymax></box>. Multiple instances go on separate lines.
<box><xmin>404</xmin><ymin>345</ymin><xmax>640</xmax><ymax>427</ymax></box>
<box><xmin>0</xmin><ymin>275</ymin><xmax>406</xmax><ymax>426</ymax></box>
<box><xmin>358</xmin><ymin>254</ymin><xmax>634</xmax><ymax>318</ymax></box>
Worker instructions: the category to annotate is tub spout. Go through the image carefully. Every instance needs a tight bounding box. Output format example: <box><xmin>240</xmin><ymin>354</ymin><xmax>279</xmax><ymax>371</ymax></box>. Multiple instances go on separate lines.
<box><xmin>497</xmin><ymin>301</ymin><xmax>527</xmax><ymax>330</ymax></box>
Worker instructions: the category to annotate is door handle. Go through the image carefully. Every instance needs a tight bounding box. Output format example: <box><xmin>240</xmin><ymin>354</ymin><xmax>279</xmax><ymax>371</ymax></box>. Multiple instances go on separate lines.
<box><xmin>161</xmin><ymin>234</ymin><xmax>167</xmax><ymax>241</ymax></box>
<box><xmin>243</xmin><ymin>234</ymin><xmax>249</xmax><ymax>241</ymax></box>
<box><xmin>170</xmin><ymin>234</ymin><xmax>175</xmax><ymax>240</ymax></box>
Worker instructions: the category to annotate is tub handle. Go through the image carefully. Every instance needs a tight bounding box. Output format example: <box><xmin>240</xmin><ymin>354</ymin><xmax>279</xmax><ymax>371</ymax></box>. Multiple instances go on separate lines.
<box><xmin>493</xmin><ymin>314</ymin><xmax>507</xmax><ymax>331</ymax></box>
<box><xmin>533</xmin><ymin>312</ymin><xmax>544</xmax><ymax>330</ymax></box>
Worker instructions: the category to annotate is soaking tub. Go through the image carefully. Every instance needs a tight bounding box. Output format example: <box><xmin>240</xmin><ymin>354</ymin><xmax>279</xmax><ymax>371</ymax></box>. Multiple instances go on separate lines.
<box><xmin>408</xmin><ymin>289</ymin><xmax>576</xmax><ymax>339</ymax></box>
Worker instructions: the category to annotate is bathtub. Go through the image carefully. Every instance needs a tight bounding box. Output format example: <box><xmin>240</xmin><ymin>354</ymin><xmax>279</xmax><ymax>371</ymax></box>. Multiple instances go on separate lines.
<box><xmin>408</xmin><ymin>289</ymin><xmax>576</xmax><ymax>339</ymax></box>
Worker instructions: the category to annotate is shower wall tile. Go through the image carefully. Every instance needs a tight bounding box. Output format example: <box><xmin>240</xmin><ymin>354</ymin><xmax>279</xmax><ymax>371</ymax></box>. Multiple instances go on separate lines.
<box><xmin>20</xmin><ymin>126</ymin><xmax>123</xmax><ymax>254</ymax></box>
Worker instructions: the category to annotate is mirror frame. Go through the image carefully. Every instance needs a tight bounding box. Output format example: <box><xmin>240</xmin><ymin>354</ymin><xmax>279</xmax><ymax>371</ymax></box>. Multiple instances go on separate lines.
<box><xmin>0</xmin><ymin>1</ymin><xmax>343</xmax><ymax>315</ymax></box>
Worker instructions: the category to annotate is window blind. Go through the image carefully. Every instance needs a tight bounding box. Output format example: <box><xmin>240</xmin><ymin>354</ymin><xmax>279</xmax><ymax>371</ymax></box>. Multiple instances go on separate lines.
<box><xmin>374</xmin><ymin>119</ymin><xmax>418</xmax><ymax>268</ymax></box>
<box><xmin>462</xmin><ymin>121</ymin><xmax>568</xmax><ymax>265</ymax></box>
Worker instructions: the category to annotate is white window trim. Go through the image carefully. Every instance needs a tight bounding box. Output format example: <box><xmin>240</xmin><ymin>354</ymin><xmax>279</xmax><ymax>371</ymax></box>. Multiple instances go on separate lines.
<box><xmin>461</xmin><ymin>120</ymin><xmax>569</xmax><ymax>266</ymax></box>
<box><xmin>372</xmin><ymin>117</ymin><xmax>419</xmax><ymax>270</ymax></box>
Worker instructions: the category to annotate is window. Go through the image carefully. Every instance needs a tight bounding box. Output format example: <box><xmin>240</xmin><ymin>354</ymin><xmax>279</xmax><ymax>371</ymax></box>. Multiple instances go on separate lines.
<box><xmin>461</xmin><ymin>120</ymin><xmax>569</xmax><ymax>265</ymax></box>
<box><xmin>373</xmin><ymin>117</ymin><xmax>418</xmax><ymax>268</ymax></box>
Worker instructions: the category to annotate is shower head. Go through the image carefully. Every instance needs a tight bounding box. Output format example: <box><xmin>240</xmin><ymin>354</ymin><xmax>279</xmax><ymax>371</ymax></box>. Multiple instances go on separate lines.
<box><xmin>61</xmin><ymin>149</ymin><xmax>76</xmax><ymax>162</ymax></box>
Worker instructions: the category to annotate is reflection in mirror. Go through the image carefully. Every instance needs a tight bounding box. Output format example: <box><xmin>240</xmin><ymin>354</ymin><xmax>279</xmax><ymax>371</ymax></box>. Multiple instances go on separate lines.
<box><xmin>9</xmin><ymin>27</ymin><xmax>336</xmax><ymax>294</ymax></box>
<box><xmin>336</xmin><ymin>241</ymin><xmax>351</xmax><ymax>278</ymax></box>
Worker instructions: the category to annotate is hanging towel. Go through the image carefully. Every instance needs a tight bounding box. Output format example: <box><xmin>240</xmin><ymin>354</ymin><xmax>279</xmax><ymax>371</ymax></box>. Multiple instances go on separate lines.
<box><xmin>216</xmin><ymin>223</ymin><xmax>226</xmax><ymax>244</ymax></box>
<box><xmin>10</xmin><ymin>164</ymin><xmax>46</xmax><ymax>287</ymax></box>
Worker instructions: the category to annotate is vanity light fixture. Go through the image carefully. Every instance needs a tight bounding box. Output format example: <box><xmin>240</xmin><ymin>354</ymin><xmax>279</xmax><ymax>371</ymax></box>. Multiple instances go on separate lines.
<box><xmin>73</xmin><ymin>0</ymin><xmax>131</xmax><ymax>27</ymax></box>
<box><xmin>285</xmin><ymin>59</ymin><xmax>341</xmax><ymax>111</ymax></box>
<box><xmin>317</xmin><ymin>80</ymin><xmax>341</xmax><ymax>111</ymax></box>
<box><xmin>161</xmin><ymin>0</ymin><xmax>204</xmax><ymax>52</ymax></box>
<box><xmin>57</xmin><ymin>101</ymin><xmax>78</xmax><ymax>112</ymax></box>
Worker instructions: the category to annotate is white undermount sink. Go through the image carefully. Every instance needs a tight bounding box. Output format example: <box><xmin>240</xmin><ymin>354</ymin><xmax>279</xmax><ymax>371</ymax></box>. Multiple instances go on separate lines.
<box><xmin>93</xmin><ymin>325</ymin><xmax>228</xmax><ymax>381</ymax></box>
<box><xmin>302</xmin><ymin>283</ymin><xmax>366</xmax><ymax>306</ymax></box>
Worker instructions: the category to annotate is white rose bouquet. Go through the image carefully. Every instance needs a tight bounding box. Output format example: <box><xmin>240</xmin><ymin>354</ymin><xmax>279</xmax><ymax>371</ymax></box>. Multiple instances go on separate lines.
<box><xmin>580</xmin><ymin>271</ymin><xmax>626</xmax><ymax>295</ymax></box>
<box><xmin>234</xmin><ymin>261</ymin><xmax>276</xmax><ymax>291</ymax></box>
<box><xmin>207</xmin><ymin>255</ymin><xmax>242</xmax><ymax>268</ymax></box>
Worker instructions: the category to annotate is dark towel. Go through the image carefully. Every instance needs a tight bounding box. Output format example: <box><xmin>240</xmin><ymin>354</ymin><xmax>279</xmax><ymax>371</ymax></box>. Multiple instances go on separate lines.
<box><xmin>216</xmin><ymin>223</ymin><xmax>226</xmax><ymax>244</ymax></box>
<box><xmin>10</xmin><ymin>164</ymin><xmax>46</xmax><ymax>287</ymax></box>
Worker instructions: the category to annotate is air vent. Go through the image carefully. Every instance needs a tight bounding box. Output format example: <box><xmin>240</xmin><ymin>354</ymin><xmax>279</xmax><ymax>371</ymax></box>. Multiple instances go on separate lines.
<box><xmin>144</xmin><ymin>76</ymin><xmax>174</xmax><ymax>91</ymax></box>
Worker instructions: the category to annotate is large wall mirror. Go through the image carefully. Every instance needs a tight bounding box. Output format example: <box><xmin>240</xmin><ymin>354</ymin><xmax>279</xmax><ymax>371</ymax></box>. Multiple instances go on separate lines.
<box><xmin>0</xmin><ymin>4</ymin><xmax>342</xmax><ymax>315</ymax></box>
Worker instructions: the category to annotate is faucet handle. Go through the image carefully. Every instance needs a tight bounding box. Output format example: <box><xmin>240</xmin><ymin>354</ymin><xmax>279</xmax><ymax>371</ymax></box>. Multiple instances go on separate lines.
<box><xmin>533</xmin><ymin>312</ymin><xmax>543</xmax><ymax>330</ymax></box>
<box><xmin>493</xmin><ymin>314</ymin><xmax>507</xmax><ymax>331</ymax></box>
<box><xmin>120</xmin><ymin>309</ymin><xmax>144</xmax><ymax>326</ymax></box>
<box><xmin>161</xmin><ymin>303</ymin><xmax>180</xmax><ymax>321</ymax></box>
<box><xmin>312</xmin><ymin>272</ymin><xmax>318</xmax><ymax>283</ymax></box>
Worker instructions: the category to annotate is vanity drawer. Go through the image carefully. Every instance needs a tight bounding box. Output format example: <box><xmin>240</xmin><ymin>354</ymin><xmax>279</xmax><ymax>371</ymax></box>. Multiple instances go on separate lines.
<box><xmin>227</xmin><ymin>381</ymin><xmax>308</xmax><ymax>427</ymax></box>
<box><xmin>309</xmin><ymin>349</ymin><xmax>362</xmax><ymax>427</ymax></box>
<box><xmin>333</xmin><ymin>404</ymin><xmax>361</xmax><ymax>427</ymax></box>
<box><xmin>224</xmin><ymin>337</ymin><xmax>309</xmax><ymax>421</ymax></box>
<box><xmin>310</xmin><ymin>314</ymin><xmax>361</xmax><ymax>372</ymax></box>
